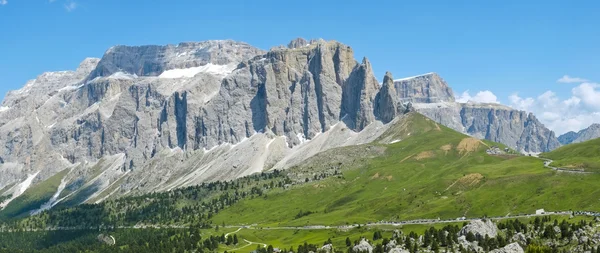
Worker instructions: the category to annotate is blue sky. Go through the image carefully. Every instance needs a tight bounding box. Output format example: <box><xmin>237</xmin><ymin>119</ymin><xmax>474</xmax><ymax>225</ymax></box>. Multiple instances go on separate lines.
<box><xmin>1</xmin><ymin>0</ymin><xmax>599</xmax><ymax>134</ymax></box>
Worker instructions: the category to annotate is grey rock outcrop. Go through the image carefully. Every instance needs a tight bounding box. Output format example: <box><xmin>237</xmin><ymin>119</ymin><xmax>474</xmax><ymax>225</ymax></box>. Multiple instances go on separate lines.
<box><xmin>387</xmin><ymin>248</ymin><xmax>409</xmax><ymax>253</ymax></box>
<box><xmin>511</xmin><ymin>233</ymin><xmax>527</xmax><ymax>245</ymax></box>
<box><xmin>459</xmin><ymin>219</ymin><xmax>498</xmax><ymax>238</ymax></box>
<box><xmin>385</xmin><ymin>239</ymin><xmax>397</xmax><ymax>251</ymax></box>
<box><xmin>393</xmin><ymin>73</ymin><xmax>455</xmax><ymax>103</ymax></box>
<box><xmin>458</xmin><ymin>235</ymin><xmax>483</xmax><ymax>253</ymax></box>
<box><xmin>341</xmin><ymin>57</ymin><xmax>379</xmax><ymax>130</ymax></box>
<box><xmin>288</xmin><ymin>38</ymin><xmax>309</xmax><ymax>49</ymax></box>
<box><xmin>558</xmin><ymin>123</ymin><xmax>600</xmax><ymax>145</ymax></box>
<box><xmin>318</xmin><ymin>244</ymin><xmax>333</xmax><ymax>253</ymax></box>
<box><xmin>374</xmin><ymin>72</ymin><xmax>400</xmax><ymax>123</ymax></box>
<box><xmin>353</xmin><ymin>238</ymin><xmax>373</xmax><ymax>253</ymax></box>
<box><xmin>489</xmin><ymin>243</ymin><xmax>524</xmax><ymax>253</ymax></box>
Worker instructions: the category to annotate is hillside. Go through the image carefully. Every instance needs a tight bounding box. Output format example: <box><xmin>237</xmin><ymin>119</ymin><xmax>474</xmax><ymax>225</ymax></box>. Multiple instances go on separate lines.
<box><xmin>541</xmin><ymin>137</ymin><xmax>600</xmax><ymax>172</ymax></box>
<box><xmin>212</xmin><ymin>113</ymin><xmax>600</xmax><ymax>227</ymax></box>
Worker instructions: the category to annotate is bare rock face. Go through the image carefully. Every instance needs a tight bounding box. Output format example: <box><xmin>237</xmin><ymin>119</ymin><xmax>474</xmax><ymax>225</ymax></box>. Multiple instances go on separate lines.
<box><xmin>353</xmin><ymin>238</ymin><xmax>373</xmax><ymax>253</ymax></box>
<box><xmin>387</xmin><ymin>248</ymin><xmax>409</xmax><ymax>253</ymax></box>
<box><xmin>341</xmin><ymin>57</ymin><xmax>380</xmax><ymax>130</ymax></box>
<box><xmin>489</xmin><ymin>243</ymin><xmax>524</xmax><ymax>253</ymax></box>
<box><xmin>459</xmin><ymin>219</ymin><xmax>498</xmax><ymax>238</ymax></box>
<box><xmin>202</xmin><ymin>39</ymin><xmax>363</xmax><ymax>147</ymax></box>
<box><xmin>458</xmin><ymin>236</ymin><xmax>483</xmax><ymax>253</ymax></box>
<box><xmin>318</xmin><ymin>244</ymin><xmax>333</xmax><ymax>253</ymax></box>
<box><xmin>393</xmin><ymin>73</ymin><xmax>455</xmax><ymax>103</ymax></box>
<box><xmin>374</xmin><ymin>72</ymin><xmax>400</xmax><ymax>124</ymax></box>
<box><xmin>0</xmin><ymin>38</ymin><xmax>408</xmax><ymax>213</ymax></box>
<box><xmin>88</xmin><ymin>40</ymin><xmax>262</xmax><ymax>79</ymax></box>
<box><xmin>287</xmin><ymin>38</ymin><xmax>309</xmax><ymax>49</ymax></box>
<box><xmin>558</xmin><ymin>123</ymin><xmax>600</xmax><ymax>145</ymax></box>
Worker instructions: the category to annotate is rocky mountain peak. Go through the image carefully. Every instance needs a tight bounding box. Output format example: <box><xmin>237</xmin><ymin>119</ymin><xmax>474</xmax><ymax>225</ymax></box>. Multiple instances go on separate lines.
<box><xmin>383</xmin><ymin>71</ymin><xmax>394</xmax><ymax>84</ymax></box>
<box><xmin>374</xmin><ymin>71</ymin><xmax>401</xmax><ymax>123</ymax></box>
<box><xmin>76</xmin><ymin>58</ymin><xmax>101</xmax><ymax>74</ymax></box>
<box><xmin>340</xmin><ymin>56</ymin><xmax>379</xmax><ymax>130</ymax></box>
<box><xmin>286</xmin><ymin>38</ymin><xmax>324</xmax><ymax>49</ymax></box>
<box><xmin>287</xmin><ymin>38</ymin><xmax>308</xmax><ymax>49</ymax></box>
<box><xmin>88</xmin><ymin>40</ymin><xmax>265</xmax><ymax>79</ymax></box>
<box><xmin>393</xmin><ymin>72</ymin><xmax>455</xmax><ymax>103</ymax></box>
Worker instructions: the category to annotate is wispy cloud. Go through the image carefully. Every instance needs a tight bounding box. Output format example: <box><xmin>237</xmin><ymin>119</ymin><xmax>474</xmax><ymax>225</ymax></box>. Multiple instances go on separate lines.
<box><xmin>0</xmin><ymin>0</ymin><xmax>8</xmax><ymax>6</ymax></box>
<box><xmin>64</xmin><ymin>1</ymin><xmax>77</xmax><ymax>12</ymax></box>
<box><xmin>557</xmin><ymin>75</ymin><xmax>588</xmax><ymax>84</ymax></box>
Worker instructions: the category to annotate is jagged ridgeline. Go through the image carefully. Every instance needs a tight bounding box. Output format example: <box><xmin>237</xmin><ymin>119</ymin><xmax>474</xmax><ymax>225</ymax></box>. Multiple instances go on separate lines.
<box><xmin>0</xmin><ymin>38</ymin><xmax>560</xmax><ymax>218</ymax></box>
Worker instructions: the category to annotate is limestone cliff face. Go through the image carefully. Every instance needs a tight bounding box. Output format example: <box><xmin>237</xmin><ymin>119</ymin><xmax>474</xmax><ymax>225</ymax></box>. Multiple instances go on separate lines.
<box><xmin>0</xmin><ymin>38</ymin><xmax>561</xmax><ymax>211</ymax></box>
<box><xmin>374</xmin><ymin>72</ymin><xmax>401</xmax><ymax>123</ymax></box>
<box><xmin>341</xmin><ymin>57</ymin><xmax>380</xmax><ymax>130</ymax></box>
<box><xmin>409</xmin><ymin>100</ymin><xmax>560</xmax><ymax>153</ymax></box>
<box><xmin>0</xmin><ymin>38</ymin><xmax>398</xmax><ymax>208</ymax></box>
<box><xmin>393</xmin><ymin>73</ymin><xmax>455</xmax><ymax>103</ymax></box>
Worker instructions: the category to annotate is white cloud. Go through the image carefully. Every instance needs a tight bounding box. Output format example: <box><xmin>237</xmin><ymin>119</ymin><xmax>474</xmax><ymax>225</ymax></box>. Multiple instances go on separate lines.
<box><xmin>508</xmin><ymin>82</ymin><xmax>600</xmax><ymax>135</ymax></box>
<box><xmin>456</xmin><ymin>90</ymin><xmax>499</xmax><ymax>104</ymax></box>
<box><xmin>557</xmin><ymin>75</ymin><xmax>588</xmax><ymax>83</ymax></box>
<box><xmin>64</xmin><ymin>1</ymin><xmax>76</xmax><ymax>11</ymax></box>
<box><xmin>572</xmin><ymin>83</ymin><xmax>600</xmax><ymax>110</ymax></box>
<box><xmin>0</xmin><ymin>0</ymin><xmax>7</xmax><ymax>5</ymax></box>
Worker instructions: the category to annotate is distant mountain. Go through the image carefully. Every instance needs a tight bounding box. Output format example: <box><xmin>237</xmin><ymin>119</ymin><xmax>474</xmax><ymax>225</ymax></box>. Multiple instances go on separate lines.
<box><xmin>0</xmin><ymin>38</ymin><xmax>561</xmax><ymax>217</ymax></box>
<box><xmin>393</xmin><ymin>73</ymin><xmax>560</xmax><ymax>153</ymax></box>
<box><xmin>558</xmin><ymin>124</ymin><xmax>600</xmax><ymax>145</ymax></box>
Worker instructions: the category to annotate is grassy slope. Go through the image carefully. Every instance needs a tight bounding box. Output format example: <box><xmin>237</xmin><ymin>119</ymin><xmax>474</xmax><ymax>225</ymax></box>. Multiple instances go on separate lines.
<box><xmin>0</xmin><ymin>169</ymin><xmax>69</xmax><ymax>220</ymax></box>
<box><xmin>213</xmin><ymin>113</ymin><xmax>600</xmax><ymax>227</ymax></box>
<box><xmin>541</xmin><ymin>138</ymin><xmax>600</xmax><ymax>172</ymax></box>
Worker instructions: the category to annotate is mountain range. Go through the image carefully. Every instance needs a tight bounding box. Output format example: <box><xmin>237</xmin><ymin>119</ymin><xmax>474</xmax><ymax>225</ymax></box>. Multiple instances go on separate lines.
<box><xmin>0</xmin><ymin>38</ymin><xmax>595</xmax><ymax>214</ymax></box>
<box><xmin>557</xmin><ymin>124</ymin><xmax>600</xmax><ymax>145</ymax></box>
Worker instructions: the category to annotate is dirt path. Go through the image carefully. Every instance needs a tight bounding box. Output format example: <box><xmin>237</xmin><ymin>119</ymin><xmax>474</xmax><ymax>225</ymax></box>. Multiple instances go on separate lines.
<box><xmin>243</xmin><ymin>239</ymin><xmax>267</xmax><ymax>248</ymax></box>
<box><xmin>225</xmin><ymin>227</ymin><xmax>242</xmax><ymax>238</ymax></box>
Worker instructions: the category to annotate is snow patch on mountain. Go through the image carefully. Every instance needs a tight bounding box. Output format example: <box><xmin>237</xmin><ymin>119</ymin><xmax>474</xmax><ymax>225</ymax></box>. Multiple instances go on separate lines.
<box><xmin>108</xmin><ymin>72</ymin><xmax>138</xmax><ymax>80</ymax></box>
<box><xmin>393</xmin><ymin>72</ymin><xmax>435</xmax><ymax>82</ymax></box>
<box><xmin>159</xmin><ymin>63</ymin><xmax>236</xmax><ymax>79</ymax></box>
<box><xmin>58</xmin><ymin>84</ymin><xmax>85</xmax><ymax>92</ymax></box>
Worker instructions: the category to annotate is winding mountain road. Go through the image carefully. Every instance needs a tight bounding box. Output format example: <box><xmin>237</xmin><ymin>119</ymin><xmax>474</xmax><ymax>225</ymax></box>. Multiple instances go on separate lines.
<box><xmin>541</xmin><ymin>158</ymin><xmax>593</xmax><ymax>174</ymax></box>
